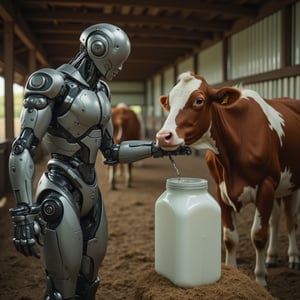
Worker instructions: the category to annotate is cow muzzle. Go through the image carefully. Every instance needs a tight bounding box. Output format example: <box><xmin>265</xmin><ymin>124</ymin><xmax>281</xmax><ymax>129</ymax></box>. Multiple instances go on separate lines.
<box><xmin>156</xmin><ymin>130</ymin><xmax>184</xmax><ymax>150</ymax></box>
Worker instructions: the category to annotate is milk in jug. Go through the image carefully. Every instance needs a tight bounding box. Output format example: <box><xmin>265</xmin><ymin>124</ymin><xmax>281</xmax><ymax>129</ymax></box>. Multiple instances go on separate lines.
<box><xmin>155</xmin><ymin>177</ymin><xmax>221</xmax><ymax>287</ymax></box>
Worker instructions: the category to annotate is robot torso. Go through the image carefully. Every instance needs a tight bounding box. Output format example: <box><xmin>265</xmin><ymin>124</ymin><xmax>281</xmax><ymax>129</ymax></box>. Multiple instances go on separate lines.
<box><xmin>43</xmin><ymin>64</ymin><xmax>112</xmax><ymax>166</ymax></box>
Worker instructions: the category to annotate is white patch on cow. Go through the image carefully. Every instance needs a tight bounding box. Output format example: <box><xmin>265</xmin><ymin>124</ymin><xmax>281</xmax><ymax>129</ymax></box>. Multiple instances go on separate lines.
<box><xmin>242</xmin><ymin>89</ymin><xmax>285</xmax><ymax>146</ymax></box>
<box><xmin>192</xmin><ymin>123</ymin><xmax>219</xmax><ymax>154</ymax></box>
<box><xmin>116</xmin><ymin>102</ymin><xmax>128</xmax><ymax>108</ymax></box>
<box><xmin>219</xmin><ymin>181</ymin><xmax>238</xmax><ymax>212</ymax></box>
<box><xmin>252</xmin><ymin>209</ymin><xmax>262</xmax><ymax>235</ymax></box>
<box><xmin>275</xmin><ymin>168</ymin><xmax>294</xmax><ymax>198</ymax></box>
<box><xmin>221</xmin><ymin>181</ymin><xmax>257</xmax><ymax>210</ymax></box>
<box><xmin>238</xmin><ymin>185</ymin><xmax>258</xmax><ymax>206</ymax></box>
<box><xmin>116</xmin><ymin>124</ymin><xmax>123</xmax><ymax>141</ymax></box>
<box><xmin>221</xmin><ymin>168</ymin><xmax>293</xmax><ymax>209</ymax></box>
<box><xmin>160</xmin><ymin>72</ymin><xmax>202</xmax><ymax>145</ymax></box>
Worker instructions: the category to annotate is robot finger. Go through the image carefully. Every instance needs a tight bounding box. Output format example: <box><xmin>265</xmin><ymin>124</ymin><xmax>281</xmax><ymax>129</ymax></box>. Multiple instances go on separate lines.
<box><xmin>30</xmin><ymin>245</ymin><xmax>41</xmax><ymax>259</ymax></box>
<box><xmin>19</xmin><ymin>239</ymin><xmax>32</xmax><ymax>256</ymax></box>
<box><xmin>21</xmin><ymin>241</ymin><xmax>40</xmax><ymax>258</ymax></box>
<box><xmin>27</xmin><ymin>237</ymin><xmax>40</xmax><ymax>258</ymax></box>
<box><xmin>13</xmin><ymin>238</ymin><xmax>23</xmax><ymax>253</ymax></box>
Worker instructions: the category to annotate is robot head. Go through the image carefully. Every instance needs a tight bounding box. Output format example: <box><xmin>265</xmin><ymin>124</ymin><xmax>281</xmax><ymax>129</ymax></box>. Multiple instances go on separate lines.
<box><xmin>80</xmin><ymin>23</ymin><xmax>131</xmax><ymax>81</ymax></box>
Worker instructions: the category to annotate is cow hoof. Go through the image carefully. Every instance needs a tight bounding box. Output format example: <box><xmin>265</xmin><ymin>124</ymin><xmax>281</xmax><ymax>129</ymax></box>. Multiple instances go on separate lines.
<box><xmin>255</xmin><ymin>276</ymin><xmax>268</xmax><ymax>288</ymax></box>
<box><xmin>289</xmin><ymin>262</ymin><xmax>300</xmax><ymax>269</ymax></box>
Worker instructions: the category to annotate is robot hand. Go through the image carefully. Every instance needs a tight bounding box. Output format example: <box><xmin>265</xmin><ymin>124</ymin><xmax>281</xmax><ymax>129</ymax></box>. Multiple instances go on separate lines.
<box><xmin>152</xmin><ymin>144</ymin><xmax>192</xmax><ymax>158</ymax></box>
<box><xmin>10</xmin><ymin>204</ymin><xmax>45</xmax><ymax>258</ymax></box>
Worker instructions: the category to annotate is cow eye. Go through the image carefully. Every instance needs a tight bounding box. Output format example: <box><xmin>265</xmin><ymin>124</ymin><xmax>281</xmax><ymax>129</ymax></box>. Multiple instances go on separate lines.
<box><xmin>195</xmin><ymin>97</ymin><xmax>204</xmax><ymax>106</ymax></box>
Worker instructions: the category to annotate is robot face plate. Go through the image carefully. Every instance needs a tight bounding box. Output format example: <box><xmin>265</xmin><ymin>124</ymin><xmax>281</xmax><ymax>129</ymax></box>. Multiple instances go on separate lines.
<box><xmin>80</xmin><ymin>23</ymin><xmax>131</xmax><ymax>81</ymax></box>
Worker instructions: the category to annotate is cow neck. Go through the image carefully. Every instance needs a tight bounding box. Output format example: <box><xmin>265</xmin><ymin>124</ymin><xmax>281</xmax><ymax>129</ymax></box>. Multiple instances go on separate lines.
<box><xmin>209</xmin><ymin>99</ymin><xmax>272</xmax><ymax>169</ymax></box>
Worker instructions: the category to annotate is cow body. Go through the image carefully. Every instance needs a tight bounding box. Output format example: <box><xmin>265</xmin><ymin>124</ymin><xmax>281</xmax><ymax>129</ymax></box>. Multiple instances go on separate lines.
<box><xmin>109</xmin><ymin>103</ymin><xmax>141</xmax><ymax>189</ymax></box>
<box><xmin>156</xmin><ymin>71</ymin><xmax>300</xmax><ymax>286</ymax></box>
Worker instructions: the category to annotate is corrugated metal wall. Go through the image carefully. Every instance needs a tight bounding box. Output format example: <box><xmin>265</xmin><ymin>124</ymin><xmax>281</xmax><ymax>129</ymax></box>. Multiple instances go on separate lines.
<box><xmin>228</xmin><ymin>3</ymin><xmax>300</xmax><ymax>99</ymax></box>
<box><xmin>245</xmin><ymin>76</ymin><xmax>300</xmax><ymax>99</ymax></box>
<box><xmin>188</xmin><ymin>6</ymin><xmax>299</xmax><ymax>99</ymax></box>
<box><xmin>198</xmin><ymin>42</ymin><xmax>223</xmax><ymax>85</ymax></box>
<box><xmin>293</xmin><ymin>2</ymin><xmax>300</xmax><ymax>65</ymax></box>
<box><xmin>229</xmin><ymin>12</ymin><xmax>282</xmax><ymax>79</ymax></box>
<box><xmin>177</xmin><ymin>57</ymin><xmax>194</xmax><ymax>75</ymax></box>
<box><xmin>147</xmin><ymin>1</ymin><xmax>300</xmax><ymax>127</ymax></box>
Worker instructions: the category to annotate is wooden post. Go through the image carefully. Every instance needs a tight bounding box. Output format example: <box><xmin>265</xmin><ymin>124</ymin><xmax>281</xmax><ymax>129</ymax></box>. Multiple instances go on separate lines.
<box><xmin>4</xmin><ymin>20</ymin><xmax>14</xmax><ymax>140</ymax></box>
<box><xmin>29</xmin><ymin>48</ymin><xmax>37</xmax><ymax>73</ymax></box>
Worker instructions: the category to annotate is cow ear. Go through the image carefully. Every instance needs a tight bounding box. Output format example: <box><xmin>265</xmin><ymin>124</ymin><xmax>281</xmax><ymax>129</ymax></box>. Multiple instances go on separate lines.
<box><xmin>214</xmin><ymin>87</ymin><xmax>241</xmax><ymax>106</ymax></box>
<box><xmin>160</xmin><ymin>95</ymin><xmax>170</xmax><ymax>112</ymax></box>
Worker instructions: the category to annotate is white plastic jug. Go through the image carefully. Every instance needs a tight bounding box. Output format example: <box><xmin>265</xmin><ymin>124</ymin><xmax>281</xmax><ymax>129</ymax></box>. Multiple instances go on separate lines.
<box><xmin>155</xmin><ymin>177</ymin><xmax>221</xmax><ymax>287</ymax></box>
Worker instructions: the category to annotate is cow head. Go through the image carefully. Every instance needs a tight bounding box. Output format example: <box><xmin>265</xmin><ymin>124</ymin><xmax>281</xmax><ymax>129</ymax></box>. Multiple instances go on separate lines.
<box><xmin>156</xmin><ymin>71</ymin><xmax>241</xmax><ymax>152</ymax></box>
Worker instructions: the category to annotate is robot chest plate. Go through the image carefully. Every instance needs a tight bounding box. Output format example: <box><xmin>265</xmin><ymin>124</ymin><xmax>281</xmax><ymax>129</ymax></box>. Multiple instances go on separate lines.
<box><xmin>57</xmin><ymin>89</ymin><xmax>106</xmax><ymax>137</ymax></box>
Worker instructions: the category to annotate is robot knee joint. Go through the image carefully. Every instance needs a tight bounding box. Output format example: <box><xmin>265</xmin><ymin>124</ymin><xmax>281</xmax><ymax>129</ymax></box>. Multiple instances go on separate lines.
<box><xmin>41</xmin><ymin>193</ymin><xmax>64</xmax><ymax>229</ymax></box>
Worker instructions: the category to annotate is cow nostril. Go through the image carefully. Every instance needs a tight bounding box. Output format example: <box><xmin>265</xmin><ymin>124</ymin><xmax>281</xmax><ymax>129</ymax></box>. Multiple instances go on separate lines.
<box><xmin>165</xmin><ymin>132</ymin><xmax>172</xmax><ymax>141</ymax></box>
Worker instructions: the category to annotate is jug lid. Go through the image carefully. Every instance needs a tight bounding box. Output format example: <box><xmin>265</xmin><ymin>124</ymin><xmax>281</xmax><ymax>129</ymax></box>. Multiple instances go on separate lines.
<box><xmin>166</xmin><ymin>177</ymin><xmax>208</xmax><ymax>190</ymax></box>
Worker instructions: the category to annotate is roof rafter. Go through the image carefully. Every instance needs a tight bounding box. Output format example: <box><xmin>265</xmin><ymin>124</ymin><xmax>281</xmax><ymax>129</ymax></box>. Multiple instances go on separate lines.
<box><xmin>24</xmin><ymin>9</ymin><xmax>232</xmax><ymax>32</ymax></box>
<box><xmin>23</xmin><ymin>0</ymin><xmax>258</xmax><ymax>17</ymax></box>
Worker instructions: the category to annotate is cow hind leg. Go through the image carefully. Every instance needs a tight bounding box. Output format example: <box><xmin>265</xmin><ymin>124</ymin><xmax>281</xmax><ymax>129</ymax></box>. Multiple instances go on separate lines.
<box><xmin>252</xmin><ymin>178</ymin><xmax>278</xmax><ymax>287</ymax></box>
<box><xmin>283</xmin><ymin>193</ymin><xmax>300</xmax><ymax>269</ymax></box>
<box><xmin>266</xmin><ymin>198</ymin><xmax>281</xmax><ymax>268</ymax></box>
<box><xmin>251</xmin><ymin>208</ymin><xmax>269</xmax><ymax>286</ymax></box>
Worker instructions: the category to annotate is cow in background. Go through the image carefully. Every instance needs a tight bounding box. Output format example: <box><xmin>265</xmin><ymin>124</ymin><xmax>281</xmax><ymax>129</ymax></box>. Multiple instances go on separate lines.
<box><xmin>156</xmin><ymin>71</ymin><xmax>300</xmax><ymax>286</ymax></box>
<box><xmin>109</xmin><ymin>103</ymin><xmax>141</xmax><ymax>190</ymax></box>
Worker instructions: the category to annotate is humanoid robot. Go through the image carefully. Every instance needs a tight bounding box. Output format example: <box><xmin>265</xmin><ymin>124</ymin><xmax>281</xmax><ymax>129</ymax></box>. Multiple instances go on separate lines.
<box><xmin>8</xmin><ymin>23</ymin><xmax>190</xmax><ymax>300</ymax></box>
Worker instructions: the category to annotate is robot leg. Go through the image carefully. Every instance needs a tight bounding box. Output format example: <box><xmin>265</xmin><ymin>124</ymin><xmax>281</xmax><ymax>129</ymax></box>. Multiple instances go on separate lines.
<box><xmin>39</xmin><ymin>191</ymin><xmax>83</xmax><ymax>300</ymax></box>
<box><xmin>76</xmin><ymin>190</ymin><xmax>108</xmax><ymax>299</ymax></box>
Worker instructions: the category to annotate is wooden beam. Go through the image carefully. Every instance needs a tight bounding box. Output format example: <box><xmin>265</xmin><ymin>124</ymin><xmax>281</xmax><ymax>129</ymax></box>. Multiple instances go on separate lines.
<box><xmin>0</xmin><ymin>0</ymin><xmax>14</xmax><ymax>21</ymax></box>
<box><xmin>281</xmin><ymin>3</ymin><xmax>292</xmax><ymax>67</ymax></box>
<box><xmin>216</xmin><ymin>65</ymin><xmax>300</xmax><ymax>87</ymax></box>
<box><xmin>41</xmin><ymin>35</ymin><xmax>200</xmax><ymax>49</ymax></box>
<box><xmin>222</xmin><ymin>38</ymin><xmax>228</xmax><ymax>81</ymax></box>
<box><xmin>24</xmin><ymin>10</ymin><xmax>231</xmax><ymax>32</ymax></box>
<box><xmin>23</xmin><ymin>0</ymin><xmax>258</xmax><ymax>17</ymax></box>
<box><xmin>34</xmin><ymin>24</ymin><xmax>214</xmax><ymax>41</ymax></box>
<box><xmin>4</xmin><ymin>20</ymin><xmax>14</xmax><ymax>140</ymax></box>
<box><xmin>28</xmin><ymin>49</ymin><xmax>37</xmax><ymax>74</ymax></box>
<box><xmin>0</xmin><ymin>0</ymin><xmax>50</xmax><ymax>67</ymax></box>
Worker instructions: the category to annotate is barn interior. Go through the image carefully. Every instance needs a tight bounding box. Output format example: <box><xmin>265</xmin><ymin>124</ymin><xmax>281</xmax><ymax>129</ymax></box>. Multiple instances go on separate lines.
<box><xmin>0</xmin><ymin>2</ymin><xmax>300</xmax><ymax>299</ymax></box>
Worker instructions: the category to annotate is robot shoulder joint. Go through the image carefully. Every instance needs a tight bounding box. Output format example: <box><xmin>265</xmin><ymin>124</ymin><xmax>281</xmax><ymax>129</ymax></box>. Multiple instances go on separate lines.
<box><xmin>25</xmin><ymin>68</ymin><xmax>66</xmax><ymax>100</ymax></box>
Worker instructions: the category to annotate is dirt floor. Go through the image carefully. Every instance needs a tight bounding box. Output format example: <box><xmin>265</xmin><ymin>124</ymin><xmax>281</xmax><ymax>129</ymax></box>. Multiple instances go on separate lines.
<box><xmin>0</xmin><ymin>151</ymin><xmax>299</xmax><ymax>299</ymax></box>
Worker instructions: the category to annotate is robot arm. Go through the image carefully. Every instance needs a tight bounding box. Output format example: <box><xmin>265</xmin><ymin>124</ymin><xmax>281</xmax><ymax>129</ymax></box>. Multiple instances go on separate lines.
<box><xmin>9</xmin><ymin>67</ymin><xmax>64</xmax><ymax>206</ymax></box>
<box><xmin>9</xmin><ymin>68</ymin><xmax>65</xmax><ymax>258</ymax></box>
<box><xmin>105</xmin><ymin>140</ymin><xmax>191</xmax><ymax>165</ymax></box>
<box><xmin>101</xmin><ymin>129</ymin><xmax>191</xmax><ymax>165</ymax></box>
<box><xmin>9</xmin><ymin>115</ymin><xmax>50</xmax><ymax>258</ymax></box>
<box><xmin>100</xmin><ymin>118</ymin><xmax>191</xmax><ymax>165</ymax></box>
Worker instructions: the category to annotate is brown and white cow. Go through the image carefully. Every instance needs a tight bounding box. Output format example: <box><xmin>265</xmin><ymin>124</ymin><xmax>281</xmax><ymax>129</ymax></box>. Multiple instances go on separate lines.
<box><xmin>156</xmin><ymin>71</ymin><xmax>300</xmax><ymax>286</ymax></box>
<box><xmin>109</xmin><ymin>103</ymin><xmax>141</xmax><ymax>190</ymax></box>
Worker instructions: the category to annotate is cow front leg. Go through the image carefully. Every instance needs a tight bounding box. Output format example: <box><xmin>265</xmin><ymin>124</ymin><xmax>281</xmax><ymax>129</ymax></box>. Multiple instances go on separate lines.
<box><xmin>108</xmin><ymin>165</ymin><xmax>117</xmax><ymax>190</ymax></box>
<box><xmin>219</xmin><ymin>199</ymin><xmax>239</xmax><ymax>267</ymax></box>
<box><xmin>283</xmin><ymin>192</ymin><xmax>300</xmax><ymax>269</ymax></box>
<box><xmin>266</xmin><ymin>198</ymin><xmax>281</xmax><ymax>267</ymax></box>
<box><xmin>223</xmin><ymin>217</ymin><xmax>239</xmax><ymax>267</ymax></box>
<box><xmin>124</xmin><ymin>163</ymin><xmax>132</xmax><ymax>188</ymax></box>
